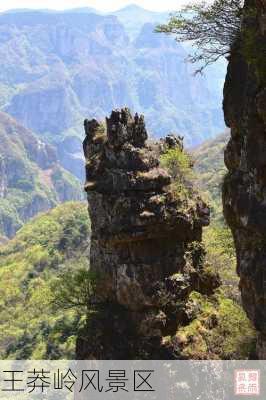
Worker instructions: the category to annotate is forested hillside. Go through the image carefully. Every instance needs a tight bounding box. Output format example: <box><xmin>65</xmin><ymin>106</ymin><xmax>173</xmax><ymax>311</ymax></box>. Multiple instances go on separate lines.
<box><xmin>193</xmin><ymin>131</ymin><xmax>229</xmax><ymax>222</ymax></box>
<box><xmin>0</xmin><ymin>202</ymin><xmax>90</xmax><ymax>359</ymax></box>
<box><xmin>0</xmin><ymin>111</ymin><xmax>83</xmax><ymax>238</ymax></box>
<box><xmin>0</xmin><ymin>134</ymin><xmax>255</xmax><ymax>360</ymax></box>
<box><xmin>173</xmin><ymin>133</ymin><xmax>255</xmax><ymax>359</ymax></box>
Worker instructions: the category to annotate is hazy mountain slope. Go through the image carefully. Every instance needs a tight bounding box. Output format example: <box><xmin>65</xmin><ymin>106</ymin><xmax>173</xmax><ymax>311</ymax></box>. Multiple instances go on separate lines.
<box><xmin>0</xmin><ymin>112</ymin><xmax>83</xmax><ymax>238</ymax></box>
<box><xmin>133</xmin><ymin>24</ymin><xmax>225</xmax><ymax>144</ymax></box>
<box><xmin>193</xmin><ymin>131</ymin><xmax>229</xmax><ymax>221</ymax></box>
<box><xmin>111</xmin><ymin>4</ymin><xmax>169</xmax><ymax>38</ymax></box>
<box><xmin>0</xmin><ymin>202</ymin><xmax>90</xmax><ymax>359</ymax></box>
<box><xmin>0</xmin><ymin>9</ymin><xmax>225</xmax><ymax>179</ymax></box>
<box><xmin>3</xmin><ymin>5</ymin><xmax>170</xmax><ymax>37</ymax></box>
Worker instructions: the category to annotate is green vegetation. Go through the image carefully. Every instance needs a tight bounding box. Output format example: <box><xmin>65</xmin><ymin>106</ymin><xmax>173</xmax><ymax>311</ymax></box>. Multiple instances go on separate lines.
<box><xmin>0</xmin><ymin>133</ymin><xmax>256</xmax><ymax>360</ymax></box>
<box><xmin>0</xmin><ymin>112</ymin><xmax>83</xmax><ymax>238</ymax></box>
<box><xmin>161</xmin><ymin>135</ymin><xmax>256</xmax><ymax>359</ymax></box>
<box><xmin>175</xmin><ymin>291</ymin><xmax>256</xmax><ymax>359</ymax></box>
<box><xmin>193</xmin><ymin>131</ymin><xmax>229</xmax><ymax>222</ymax></box>
<box><xmin>0</xmin><ymin>202</ymin><xmax>90</xmax><ymax>359</ymax></box>
<box><xmin>204</xmin><ymin>224</ymin><xmax>236</xmax><ymax>278</ymax></box>
<box><xmin>194</xmin><ymin>133</ymin><xmax>256</xmax><ymax>358</ymax></box>
<box><xmin>192</xmin><ymin>132</ymin><xmax>240</xmax><ymax>297</ymax></box>
<box><xmin>157</xmin><ymin>0</ymin><xmax>242</xmax><ymax>72</ymax></box>
<box><xmin>160</xmin><ymin>146</ymin><xmax>195</xmax><ymax>206</ymax></box>
<box><xmin>51</xmin><ymin>268</ymin><xmax>96</xmax><ymax>315</ymax></box>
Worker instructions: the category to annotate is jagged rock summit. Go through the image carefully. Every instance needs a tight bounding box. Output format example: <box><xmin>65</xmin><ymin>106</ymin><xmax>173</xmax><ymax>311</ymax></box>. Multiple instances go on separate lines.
<box><xmin>78</xmin><ymin>108</ymin><xmax>218</xmax><ymax>359</ymax></box>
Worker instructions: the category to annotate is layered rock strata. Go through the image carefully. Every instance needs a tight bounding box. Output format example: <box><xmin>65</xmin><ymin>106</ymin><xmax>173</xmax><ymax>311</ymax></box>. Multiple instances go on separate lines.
<box><xmin>78</xmin><ymin>108</ymin><xmax>217</xmax><ymax>359</ymax></box>
<box><xmin>223</xmin><ymin>0</ymin><xmax>266</xmax><ymax>358</ymax></box>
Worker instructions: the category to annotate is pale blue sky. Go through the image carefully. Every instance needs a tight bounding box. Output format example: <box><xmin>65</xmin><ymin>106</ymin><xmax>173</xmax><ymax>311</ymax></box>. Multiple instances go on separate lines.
<box><xmin>0</xmin><ymin>0</ymin><xmax>192</xmax><ymax>12</ymax></box>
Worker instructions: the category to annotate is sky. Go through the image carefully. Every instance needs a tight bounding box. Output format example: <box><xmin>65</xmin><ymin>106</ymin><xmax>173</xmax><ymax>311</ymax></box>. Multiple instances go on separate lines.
<box><xmin>0</xmin><ymin>0</ymin><xmax>190</xmax><ymax>13</ymax></box>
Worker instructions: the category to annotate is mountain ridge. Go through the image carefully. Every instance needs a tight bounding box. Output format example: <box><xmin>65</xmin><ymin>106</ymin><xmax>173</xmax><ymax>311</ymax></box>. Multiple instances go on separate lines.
<box><xmin>0</xmin><ymin>8</ymin><xmax>225</xmax><ymax>182</ymax></box>
<box><xmin>0</xmin><ymin>111</ymin><xmax>83</xmax><ymax>238</ymax></box>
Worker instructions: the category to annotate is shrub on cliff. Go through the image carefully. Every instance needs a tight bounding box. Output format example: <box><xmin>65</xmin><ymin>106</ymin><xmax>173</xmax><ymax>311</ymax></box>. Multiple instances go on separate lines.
<box><xmin>175</xmin><ymin>291</ymin><xmax>256</xmax><ymax>359</ymax></box>
<box><xmin>160</xmin><ymin>147</ymin><xmax>195</xmax><ymax>202</ymax></box>
<box><xmin>157</xmin><ymin>0</ymin><xmax>243</xmax><ymax>73</ymax></box>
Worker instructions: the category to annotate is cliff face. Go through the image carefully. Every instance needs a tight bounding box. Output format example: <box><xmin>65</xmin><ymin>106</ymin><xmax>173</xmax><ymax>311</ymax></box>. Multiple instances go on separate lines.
<box><xmin>223</xmin><ymin>0</ymin><xmax>266</xmax><ymax>358</ymax></box>
<box><xmin>78</xmin><ymin>108</ymin><xmax>219</xmax><ymax>359</ymax></box>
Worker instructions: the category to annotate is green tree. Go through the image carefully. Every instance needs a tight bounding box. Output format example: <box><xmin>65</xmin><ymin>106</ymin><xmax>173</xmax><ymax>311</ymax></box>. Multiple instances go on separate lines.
<box><xmin>51</xmin><ymin>268</ymin><xmax>97</xmax><ymax>317</ymax></box>
<box><xmin>157</xmin><ymin>0</ymin><xmax>243</xmax><ymax>73</ymax></box>
<box><xmin>160</xmin><ymin>147</ymin><xmax>195</xmax><ymax>201</ymax></box>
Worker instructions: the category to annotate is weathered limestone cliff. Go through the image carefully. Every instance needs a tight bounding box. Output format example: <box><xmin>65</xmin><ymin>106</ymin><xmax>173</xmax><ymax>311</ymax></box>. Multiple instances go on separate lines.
<box><xmin>223</xmin><ymin>0</ymin><xmax>266</xmax><ymax>358</ymax></box>
<box><xmin>77</xmin><ymin>108</ymin><xmax>219</xmax><ymax>359</ymax></box>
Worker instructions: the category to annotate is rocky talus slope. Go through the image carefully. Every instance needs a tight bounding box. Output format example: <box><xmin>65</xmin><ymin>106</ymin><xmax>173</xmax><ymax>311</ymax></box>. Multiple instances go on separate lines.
<box><xmin>77</xmin><ymin>108</ymin><xmax>219</xmax><ymax>359</ymax></box>
<box><xmin>223</xmin><ymin>0</ymin><xmax>266</xmax><ymax>358</ymax></box>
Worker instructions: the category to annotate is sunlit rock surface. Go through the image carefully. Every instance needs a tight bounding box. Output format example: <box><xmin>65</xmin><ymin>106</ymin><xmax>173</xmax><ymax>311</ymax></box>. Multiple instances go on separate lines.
<box><xmin>77</xmin><ymin>108</ymin><xmax>219</xmax><ymax>359</ymax></box>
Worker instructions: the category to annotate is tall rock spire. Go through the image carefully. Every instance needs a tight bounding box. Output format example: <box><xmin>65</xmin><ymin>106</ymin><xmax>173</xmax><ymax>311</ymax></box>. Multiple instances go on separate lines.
<box><xmin>77</xmin><ymin>108</ymin><xmax>217</xmax><ymax>359</ymax></box>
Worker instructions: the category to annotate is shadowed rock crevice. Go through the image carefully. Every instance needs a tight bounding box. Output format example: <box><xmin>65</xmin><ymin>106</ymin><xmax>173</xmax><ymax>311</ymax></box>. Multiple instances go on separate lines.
<box><xmin>77</xmin><ymin>108</ymin><xmax>219</xmax><ymax>359</ymax></box>
<box><xmin>223</xmin><ymin>0</ymin><xmax>266</xmax><ymax>359</ymax></box>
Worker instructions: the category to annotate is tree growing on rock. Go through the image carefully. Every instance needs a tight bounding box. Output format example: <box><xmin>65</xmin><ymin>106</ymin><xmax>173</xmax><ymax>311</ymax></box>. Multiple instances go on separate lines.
<box><xmin>157</xmin><ymin>0</ymin><xmax>243</xmax><ymax>73</ymax></box>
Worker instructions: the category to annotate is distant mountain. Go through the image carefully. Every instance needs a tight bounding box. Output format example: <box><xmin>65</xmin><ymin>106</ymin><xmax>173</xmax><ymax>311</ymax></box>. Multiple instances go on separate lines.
<box><xmin>111</xmin><ymin>4</ymin><xmax>169</xmax><ymax>38</ymax></box>
<box><xmin>3</xmin><ymin>7</ymin><xmax>100</xmax><ymax>14</ymax></box>
<box><xmin>0</xmin><ymin>112</ymin><xmax>83</xmax><ymax>238</ymax></box>
<box><xmin>64</xmin><ymin>7</ymin><xmax>101</xmax><ymax>14</ymax></box>
<box><xmin>193</xmin><ymin>131</ymin><xmax>230</xmax><ymax>221</ymax></box>
<box><xmin>3</xmin><ymin>4</ymin><xmax>168</xmax><ymax>26</ymax></box>
<box><xmin>0</xmin><ymin>9</ymin><xmax>225</xmax><ymax>180</ymax></box>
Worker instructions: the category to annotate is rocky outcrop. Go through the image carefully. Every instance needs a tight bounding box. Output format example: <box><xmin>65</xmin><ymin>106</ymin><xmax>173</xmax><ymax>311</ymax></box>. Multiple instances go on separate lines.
<box><xmin>223</xmin><ymin>0</ymin><xmax>266</xmax><ymax>358</ymax></box>
<box><xmin>77</xmin><ymin>108</ymin><xmax>219</xmax><ymax>359</ymax></box>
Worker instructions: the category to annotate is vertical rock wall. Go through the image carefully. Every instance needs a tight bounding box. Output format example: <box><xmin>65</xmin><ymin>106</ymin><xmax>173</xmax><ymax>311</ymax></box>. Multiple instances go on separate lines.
<box><xmin>77</xmin><ymin>108</ymin><xmax>218</xmax><ymax>359</ymax></box>
<box><xmin>223</xmin><ymin>0</ymin><xmax>266</xmax><ymax>358</ymax></box>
